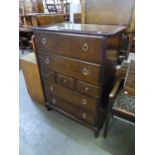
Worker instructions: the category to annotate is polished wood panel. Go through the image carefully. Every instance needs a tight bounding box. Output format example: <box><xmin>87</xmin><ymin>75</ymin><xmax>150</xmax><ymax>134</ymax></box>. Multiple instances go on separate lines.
<box><xmin>107</xmin><ymin>35</ymin><xmax>122</xmax><ymax>49</ymax></box>
<box><xmin>46</xmin><ymin>94</ymin><xmax>96</xmax><ymax>125</ymax></box>
<box><xmin>34</xmin><ymin>23</ymin><xmax>126</xmax><ymax>36</ymax></box>
<box><xmin>34</xmin><ymin>31</ymin><xmax>104</xmax><ymax>63</ymax></box>
<box><xmin>77</xmin><ymin>81</ymin><xmax>99</xmax><ymax>98</ymax></box>
<box><xmin>20</xmin><ymin>53</ymin><xmax>45</xmax><ymax>105</ymax></box>
<box><xmin>57</xmin><ymin>73</ymin><xmax>75</xmax><ymax>89</ymax></box>
<box><xmin>38</xmin><ymin>53</ymin><xmax>101</xmax><ymax>86</ymax></box>
<box><xmin>44</xmin><ymin>80</ymin><xmax>97</xmax><ymax>112</ymax></box>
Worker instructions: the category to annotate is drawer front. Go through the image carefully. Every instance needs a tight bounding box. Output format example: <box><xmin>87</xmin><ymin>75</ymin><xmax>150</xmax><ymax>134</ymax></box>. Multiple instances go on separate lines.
<box><xmin>34</xmin><ymin>31</ymin><xmax>104</xmax><ymax>63</ymax></box>
<box><xmin>40</xmin><ymin>69</ymin><xmax>55</xmax><ymax>82</ymax></box>
<box><xmin>57</xmin><ymin>74</ymin><xmax>75</xmax><ymax>89</ymax></box>
<box><xmin>77</xmin><ymin>81</ymin><xmax>100</xmax><ymax>98</ymax></box>
<box><xmin>44</xmin><ymin>80</ymin><xmax>98</xmax><ymax>112</ymax></box>
<box><xmin>38</xmin><ymin>53</ymin><xmax>101</xmax><ymax>86</ymax></box>
<box><xmin>46</xmin><ymin>94</ymin><xmax>96</xmax><ymax>125</ymax></box>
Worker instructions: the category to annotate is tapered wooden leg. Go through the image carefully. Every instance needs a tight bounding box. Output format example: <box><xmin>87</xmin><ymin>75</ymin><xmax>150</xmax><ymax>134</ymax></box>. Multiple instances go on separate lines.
<box><xmin>45</xmin><ymin>104</ymin><xmax>52</xmax><ymax>111</ymax></box>
<box><xmin>94</xmin><ymin>130</ymin><xmax>99</xmax><ymax>138</ymax></box>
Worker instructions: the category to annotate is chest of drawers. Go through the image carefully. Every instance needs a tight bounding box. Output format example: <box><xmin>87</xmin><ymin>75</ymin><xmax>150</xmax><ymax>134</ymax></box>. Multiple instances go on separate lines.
<box><xmin>33</xmin><ymin>23</ymin><xmax>126</xmax><ymax>137</ymax></box>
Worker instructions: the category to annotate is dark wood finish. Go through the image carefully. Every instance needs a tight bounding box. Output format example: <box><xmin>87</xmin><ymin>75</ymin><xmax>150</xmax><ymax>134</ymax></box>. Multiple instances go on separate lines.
<box><xmin>44</xmin><ymin>80</ymin><xmax>97</xmax><ymax>112</ymax></box>
<box><xmin>40</xmin><ymin>69</ymin><xmax>56</xmax><ymax>82</ymax></box>
<box><xmin>77</xmin><ymin>81</ymin><xmax>99</xmax><ymax>98</ymax></box>
<box><xmin>46</xmin><ymin>94</ymin><xmax>96</xmax><ymax>125</ymax></box>
<box><xmin>46</xmin><ymin>101</ymin><xmax>105</xmax><ymax>137</ymax></box>
<box><xmin>34</xmin><ymin>31</ymin><xmax>104</xmax><ymax>63</ymax></box>
<box><xmin>33</xmin><ymin>23</ymin><xmax>126</xmax><ymax>137</ymax></box>
<box><xmin>34</xmin><ymin>23</ymin><xmax>126</xmax><ymax>36</ymax></box>
<box><xmin>38</xmin><ymin>53</ymin><xmax>101</xmax><ymax>86</ymax></box>
<box><xmin>57</xmin><ymin>73</ymin><xmax>75</xmax><ymax>89</ymax></box>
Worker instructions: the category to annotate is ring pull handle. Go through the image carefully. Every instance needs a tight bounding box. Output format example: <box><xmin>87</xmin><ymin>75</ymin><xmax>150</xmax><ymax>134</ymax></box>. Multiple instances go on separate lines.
<box><xmin>46</xmin><ymin>73</ymin><xmax>50</xmax><ymax>77</ymax></box>
<box><xmin>85</xmin><ymin>87</ymin><xmax>89</xmax><ymax>92</ymax></box>
<box><xmin>81</xmin><ymin>98</ymin><xmax>87</xmax><ymax>105</ymax></box>
<box><xmin>52</xmin><ymin>99</ymin><xmax>56</xmax><ymax>104</ymax></box>
<box><xmin>50</xmin><ymin>85</ymin><xmax>54</xmax><ymax>91</ymax></box>
<box><xmin>42</xmin><ymin>38</ymin><xmax>46</xmax><ymax>45</ymax></box>
<box><xmin>82</xmin><ymin>68</ymin><xmax>88</xmax><ymax>76</ymax></box>
<box><xmin>63</xmin><ymin>79</ymin><xmax>67</xmax><ymax>84</ymax></box>
<box><xmin>45</xmin><ymin>58</ymin><xmax>50</xmax><ymax>64</ymax></box>
<box><xmin>82</xmin><ymin>43</ymin><xmax>89</xmax><ymax>51</ymax></box>
<box><xmin>82</xmin><ymin>113</ymin><xmax>86</xmax><ymax>119</ymax></box>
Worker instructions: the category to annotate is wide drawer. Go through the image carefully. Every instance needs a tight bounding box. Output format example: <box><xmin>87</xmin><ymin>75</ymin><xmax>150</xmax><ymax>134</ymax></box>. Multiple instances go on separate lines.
<box><xmin>38</xmin><ymin>53</ymin><xmax>101</xmax><ymax>85</ymax></box>
<box><xmin>45</xmin><ymin>93</ymin><xmax>96</xmax><ymax>125</ymax></box>
<box><xmin>34</xmin><ymin>31</ymin><xmax>104</xmax><ymax>63</ymax></box>
<box><xmin>43</xmin><ymin>80</ymin><xmax>98</xmax><ymax>112</ymax></box>
<box><xmin>77</xmin><ymin>81</ymin><xmax>100</xmax><ymax>98</ymax></box>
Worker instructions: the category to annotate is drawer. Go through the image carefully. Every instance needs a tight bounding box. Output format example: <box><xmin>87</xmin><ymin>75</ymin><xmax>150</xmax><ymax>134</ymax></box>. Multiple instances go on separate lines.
<box><xmin>77</xmin><ymin>81</ymin><xmax>100</xmax><ymax>98</ymax></box>
<box><xmin>40</xmin><ymin>69</ymin><xmax>56</xmax><ymax>82</ymax></box>
<box><xmin>57</xmin><ymin>74</ymin><xmax>75</xmax><ymax>89</ymax></box>
<box><xmin>38</xmin><ymin>53</ymin><xmax>101</xmax><ymax>86</ymax></box>
<box><xmin>44</xmin><ymin>80</ymin><xmax>98</xmax><ymax>112</ymax></box>
<box><xmin>46</xmin><ymin>94</ymin><xmax>96</xmax><ymax>125</ymax></box>
<box><xmin>34</xmin><ymin>31</ymin><xmax>104</xmax><ymax>63</ymax></box>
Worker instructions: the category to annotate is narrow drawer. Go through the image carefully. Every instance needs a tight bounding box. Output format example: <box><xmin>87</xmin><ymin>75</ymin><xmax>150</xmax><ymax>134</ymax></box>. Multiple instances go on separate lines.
<box><xmin>34</xmin><ymin>31</ymin><xmax>104</xmax><ymax>63</ymax></box>
<box><xmin>40</xmin><ymin>69</ymin><xmax>55</xmax><ymax>82</ymax></box>
<box><xmin>43</xmin><ymin>80</ymin><xmax>98</xmax><ymax>112</ymax></box>
<box><xmin>77</xmin><ymin>81</ymin><xmax>100</xmax><ymax>98</ymax></box>
<box><xmin>46</xmin><ymin>94</ymin><xmax>96</xmax><ymax>125</ymax></box>
<box><xmin>38</xmin><ymin>53</ymin><xmax>101</xmax><ymax>86</ymax></box>
<box><xmin>57</xmin><ymin>74</ymin><xmax>75</xmax><ymax>89</ymax></box>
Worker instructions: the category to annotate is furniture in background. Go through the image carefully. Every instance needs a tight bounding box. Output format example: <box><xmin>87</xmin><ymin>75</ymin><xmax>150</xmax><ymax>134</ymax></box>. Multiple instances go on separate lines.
<box><xmin>74</xmin><ymin>13</ymin><xmax>81</xmax><ymax>23</ymax></box>
<box><xmin>45</xmin><ymin>0</ymin><xmax>69</xmax><ymax>13</ymax></box>
<box><xmin>81</xmin><ymin>0</ymin><xmax>135</xmax><ymax>60</ymax></box>
<box><xmin>19</xmin><ymin>0</ymin><xmax>44</xmax><ymax>15</ymax></box>
<box><xmin>103</xmin><ymin>60</ymin><xmax>135</xmax><ymax>137</ymax></box>
<box><xmin>25</xmin><ymin>13</ymin><xmax>65</xmax><ymax>26</ymax></box>
<box><xmin>19</xmin><ymin>27</ymin><xmax>33</xmax><ymax>53</ymax></box>
<box><xmin>33</xmin><ymin>23</ymin><xmax>126</xmax><ymax>137</ymax></box>
<box><xmin>20</xmin><ymin>53</ymin><xmax>45</xmax><ymax>105</ymax></box>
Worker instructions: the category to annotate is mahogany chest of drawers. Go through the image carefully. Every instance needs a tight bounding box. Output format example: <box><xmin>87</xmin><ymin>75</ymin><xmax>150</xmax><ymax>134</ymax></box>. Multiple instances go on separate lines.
<box><xmin>33</xmin><ymin>23</ymin><xmax>126</xmax><ymax>137</ymax></box>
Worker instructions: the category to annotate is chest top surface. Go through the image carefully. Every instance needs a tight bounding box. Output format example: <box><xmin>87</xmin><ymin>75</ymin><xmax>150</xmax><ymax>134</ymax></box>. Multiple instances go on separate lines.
<box><xmin>33</xmin><ymin>23</ymin><xmax>126</xmax><ymax>36</ymax></box>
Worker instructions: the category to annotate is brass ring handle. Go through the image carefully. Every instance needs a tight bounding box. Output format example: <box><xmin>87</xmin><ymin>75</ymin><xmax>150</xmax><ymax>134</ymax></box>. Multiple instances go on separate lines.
<box><xmin>81</xmin><ymin>98</ymin><xmax>87</xmax><ymax>105</ymax></box>
<box><xmin>82</xmin><ymin>68</ymin><xmax>88</xmax><ymax>76</ymax></box>
<box><xmin>63</xmin><ymin>79</ymin><xmax>67</xmax><ymax>84</ymax></box>
<box><xmin>46</xmin><ymin>73</ymin><xmax>50</xmax><ymax>77</ymax></box>
<box><xmin>82</xmin><ymin>43</ymin><xmax>89</xmax><ymax>51</ymax></box>
<box><xmin>50</xmin><ymin>85</ymin><xmax>54</xmax><ymax>91</ymax></box>
<box><xmin>82</xmin><ymin>113</ymin><xmax>86</xmax><ymax>119</ymax></box>
<box><xmin>85</xmin><ymin>87</ymin><xmax>89</xmax><ymax>92</ymax></box>
<box><xmin>52</xmin><ymin>99</ymin><xmax>56</xmax><ymax>104</ymax></box>
<box><xmin>45</xmin><ymin>58</ymin><xmax>50</xmax><ymax>64</ymax></box>
<box><xmin>42</xmin><ymin>38</ymin><xmax>46</xmax><ymax>45</ymax></box>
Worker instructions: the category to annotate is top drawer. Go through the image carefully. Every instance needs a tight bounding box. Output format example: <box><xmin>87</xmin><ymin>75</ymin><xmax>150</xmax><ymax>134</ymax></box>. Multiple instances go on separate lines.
<box><xmin>34</xmin><ymin>31</ymin><xmax>104</xmax><ymax>63</ymax></box>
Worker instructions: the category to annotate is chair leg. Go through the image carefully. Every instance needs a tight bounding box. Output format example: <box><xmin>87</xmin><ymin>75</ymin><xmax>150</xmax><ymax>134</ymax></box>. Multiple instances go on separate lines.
<box><xmin>103</xmin><ymin>112</ymin><xmax>111</xmax><ymax>138</ymax></box>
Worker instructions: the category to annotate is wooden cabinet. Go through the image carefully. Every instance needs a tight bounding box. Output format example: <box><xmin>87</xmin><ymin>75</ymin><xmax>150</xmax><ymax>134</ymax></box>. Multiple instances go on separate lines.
<box><xmin>20</xmin><ymin>53</ymin><xmax>45</xmax><ymax>105</ymax></box>
<box><xmin>33</xmin><ymin>23</ymin><xmax>126</xmax><ymax>137</ymax></box>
